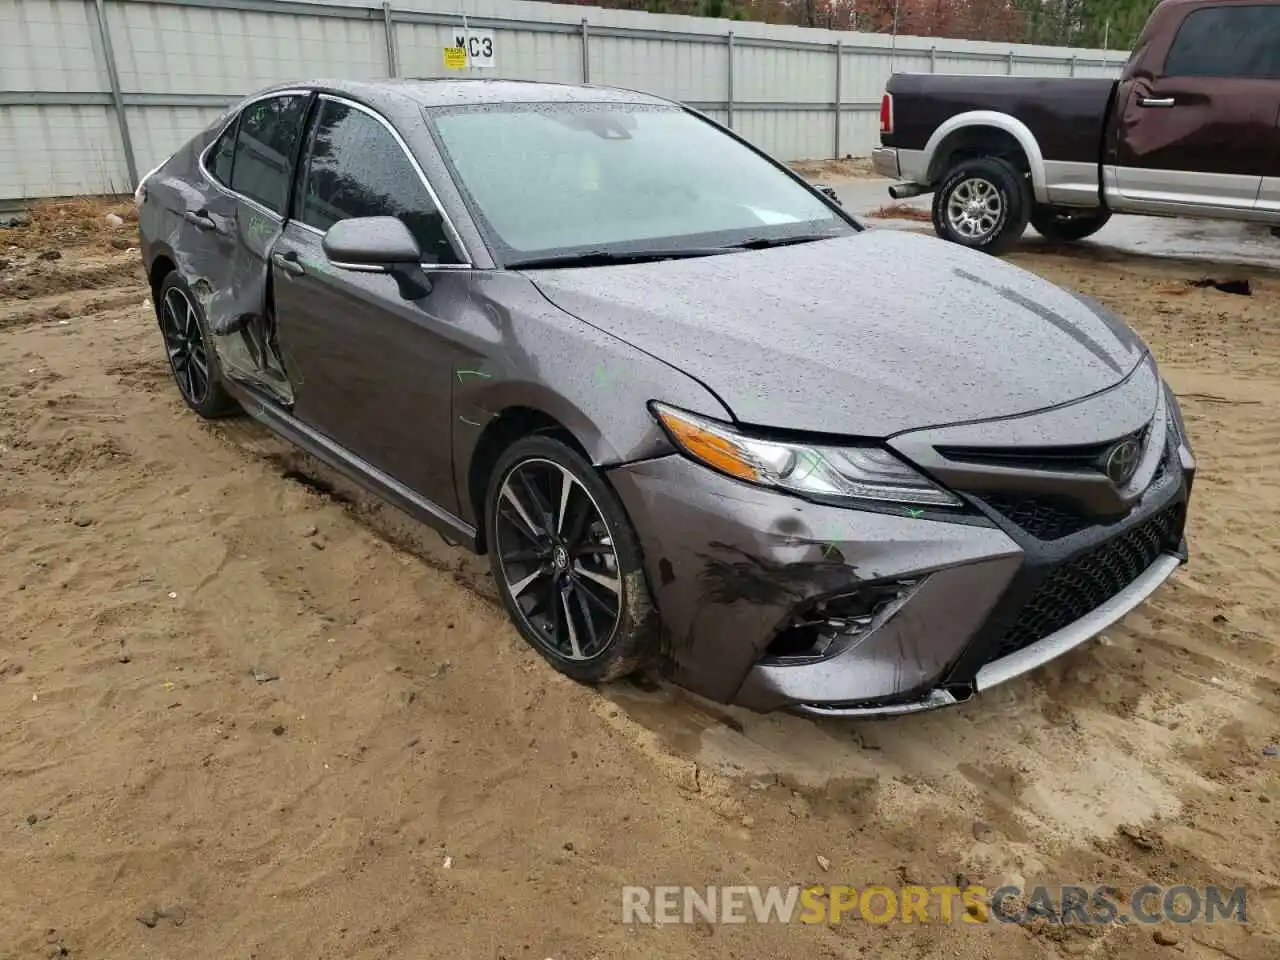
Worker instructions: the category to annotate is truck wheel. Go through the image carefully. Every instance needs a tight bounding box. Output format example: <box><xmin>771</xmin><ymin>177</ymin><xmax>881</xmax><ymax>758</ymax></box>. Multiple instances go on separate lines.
<box><xmin>1031</xmin><ymin>206</ymin><xmax>1112</xmax><ymax>243</ymax></box>
<box><xmin>932</xmin><ymin>157</ymin><xmax>1031</xmax><ymax>255</ymax></box>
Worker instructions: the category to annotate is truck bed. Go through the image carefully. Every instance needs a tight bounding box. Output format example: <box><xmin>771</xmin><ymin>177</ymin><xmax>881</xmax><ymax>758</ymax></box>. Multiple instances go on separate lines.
<box><xmin>883</xmin><ymin>74</ymin><xmax>1118</xmax><ymax>169</ymax></box>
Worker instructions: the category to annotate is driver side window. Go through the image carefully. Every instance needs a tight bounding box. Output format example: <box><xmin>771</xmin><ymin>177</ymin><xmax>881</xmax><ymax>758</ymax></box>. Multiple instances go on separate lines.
<box><xmin>1164</xmin><ymin>5</ymin><xmax>1280</xmax><ymax>78</ymax></box>
<box><xmin>296</xmin><ymin>99</ymin><xmax>458</xmax><ymax>264</ymax></box>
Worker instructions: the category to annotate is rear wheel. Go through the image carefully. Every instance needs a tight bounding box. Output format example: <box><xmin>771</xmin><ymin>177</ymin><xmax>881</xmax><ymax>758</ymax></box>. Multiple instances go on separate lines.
<box><xmin>1030</xmin><ymin>206</ymin><xmax>1112</xmax><ymax>243</ymax></box>
<box><xmin>932</xmin><ymin>156</ymin><xmax>1031</xmax><ymax>255</ymax></box>
<box><xmin>157</xmin><ymin>272</ymin><xmax>238</xmax><ymax>418</ymax></box>
<box><xmin>484</xmin><ymin>435</ymin><xmax>659</xmax><ymax>684</ymax></box>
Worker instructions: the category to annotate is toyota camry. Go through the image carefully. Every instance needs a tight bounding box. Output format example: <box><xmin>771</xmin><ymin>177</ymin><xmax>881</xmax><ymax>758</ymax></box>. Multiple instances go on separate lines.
<box><xmin>136</xmin><ymin>79</ymin><xmax>1195</xmax><ymax>718</ymax></box>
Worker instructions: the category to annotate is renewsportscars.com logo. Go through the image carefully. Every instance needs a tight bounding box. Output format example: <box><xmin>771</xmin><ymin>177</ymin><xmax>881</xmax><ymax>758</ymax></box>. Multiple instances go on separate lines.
<box><xmin>621</xmin><ymin>884</ymin><xmax>1248</xmax><ymax>926</ymax></box>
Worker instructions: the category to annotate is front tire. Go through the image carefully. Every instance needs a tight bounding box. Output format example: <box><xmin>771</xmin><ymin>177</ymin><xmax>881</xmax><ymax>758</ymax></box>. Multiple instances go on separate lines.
<box><xmin>932</xmin><ymin>156</ymin><xmax>1031</xmax><ymax>255</ymax></box>
<box><xmin>156</xmin><ymin>272</ymin><xmax>238</xmax><ymax>418</ymax></box>
<box><xmin>1030</xmin><ymin>206</ymin><xmax>1112</xmax><ymax>243</ymax></box>
<box><xmin>484</xmin><ymin>435</ymin><xmax>659</xmax><ymax>684</ymax></box>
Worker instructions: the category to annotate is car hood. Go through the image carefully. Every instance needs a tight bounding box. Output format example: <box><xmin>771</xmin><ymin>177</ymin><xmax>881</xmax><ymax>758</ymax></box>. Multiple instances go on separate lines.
<box><xmin>527</xmin><ymin>230</ymin><xmax>1146</xmax><ymax>437</ymax></box>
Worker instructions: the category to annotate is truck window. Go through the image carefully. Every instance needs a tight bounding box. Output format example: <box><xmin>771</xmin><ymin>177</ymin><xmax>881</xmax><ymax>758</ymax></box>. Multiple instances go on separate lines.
<box><xmin>1164</xmin><ymin>5</ymin><xmax>1280</xmax><ymax>79</ymax></box>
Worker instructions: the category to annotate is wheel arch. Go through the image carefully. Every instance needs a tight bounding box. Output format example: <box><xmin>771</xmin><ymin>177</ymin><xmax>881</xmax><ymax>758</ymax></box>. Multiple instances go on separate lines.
<box><xmin>924</xmin><ymin>112</ymin><xmax>1048</xmax><ymax>204</ymax></box>
<box><xmin>463</xmin><ymin>403</ymin><xmax>598</xmax><ymax>555</ymax></box>
<box><xmin>147</xmin><ymin>250</ymin><xmax>178</xmax><ymax>312</ymax></box>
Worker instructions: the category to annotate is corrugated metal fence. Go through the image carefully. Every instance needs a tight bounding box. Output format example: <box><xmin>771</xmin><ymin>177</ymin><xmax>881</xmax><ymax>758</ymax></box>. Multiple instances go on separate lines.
<box><xmin>0</xmin><ymin>0</ymin><xmax>1129</xmax><ymax>200</ymax></box>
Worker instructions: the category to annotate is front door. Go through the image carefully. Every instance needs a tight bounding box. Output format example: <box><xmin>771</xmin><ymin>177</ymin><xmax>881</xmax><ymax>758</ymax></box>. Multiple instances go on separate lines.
<box><xmin>1256</xmin><ymin>99</ymin><xmax>1280</xmax><ymax>218</ymax></box>
<box><xmin>269</xmin><ymin>96</ymin><xmax>468</xmax><ymax>514</ymax></box>
<box><xmin>1108</xmin><ymin>3</ymin><xmax>1280</xmax><ymax>216</ymax></box>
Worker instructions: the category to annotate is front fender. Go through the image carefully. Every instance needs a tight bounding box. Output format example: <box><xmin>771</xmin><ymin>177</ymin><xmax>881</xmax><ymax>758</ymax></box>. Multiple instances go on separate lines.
<box><xmin>448</xmin><ymin>272</ymin><xmax>733</xmax><ymax>528</ymax></box>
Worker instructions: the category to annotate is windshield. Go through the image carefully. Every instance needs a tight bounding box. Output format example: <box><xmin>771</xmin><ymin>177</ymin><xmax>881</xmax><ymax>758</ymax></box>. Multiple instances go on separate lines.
<box><xmin>428</xmin><ymin>102</ymin><xmax>855</xmax><ymax>266</ymax></box>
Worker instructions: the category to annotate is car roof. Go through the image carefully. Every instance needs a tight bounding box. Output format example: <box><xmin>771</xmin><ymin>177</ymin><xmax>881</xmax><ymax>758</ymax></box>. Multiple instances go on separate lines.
<box><xmin>266</xmin><ymin>78</ymin><xmax>674</xmax><ymax>109</ymax></box>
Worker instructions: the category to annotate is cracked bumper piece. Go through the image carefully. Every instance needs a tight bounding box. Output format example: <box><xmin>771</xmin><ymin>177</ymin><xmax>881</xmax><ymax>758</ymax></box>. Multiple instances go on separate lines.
<box><xmin>607</xmin><ymin>449</ymin><xmax>1189</xmax><ymax>718</ymax></box>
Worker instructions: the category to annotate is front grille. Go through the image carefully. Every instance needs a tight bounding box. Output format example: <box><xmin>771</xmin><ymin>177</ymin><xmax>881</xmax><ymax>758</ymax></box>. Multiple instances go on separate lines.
<box><xmin>978</xmin><ymin>493</ymin><xmax>1094</xmax><ymax>541</ymax></box>
<box><xmin>989</xmin><ymin>504</ymin><xmax>1182</xmax><ymax>662</ymax></box>
<box><xmin>938</xmin><ymin>429</ymin><xmax>1145</xmax><ymax>474</ymax></box>
<box><xmin>978</xmin><ymin>436</ymin><xmax>1178</xmax><ymax>542</ymax></box>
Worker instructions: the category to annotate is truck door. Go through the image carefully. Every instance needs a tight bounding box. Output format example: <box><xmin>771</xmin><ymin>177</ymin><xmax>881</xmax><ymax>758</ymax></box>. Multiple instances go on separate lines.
<box><xmin>1259</xmin><ymin>97</ymin><xmax>1280</xmax><ymax>216</ymax></box>
<box><xmin>1107</xmin><ymin>3</ymin><xmax>1280</xmax><ymax>217</ymax></box>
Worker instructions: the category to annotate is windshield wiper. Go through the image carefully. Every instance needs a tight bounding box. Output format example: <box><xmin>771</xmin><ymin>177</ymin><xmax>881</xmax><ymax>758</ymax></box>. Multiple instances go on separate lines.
<box><xmin>508</xmin><ymin>247</ymin><xmax>730</xmax><ymax>270</ymax></box>
<box><xmin>732</xmin><ymin>232</ymin><xmax>849</xmax><ymax>251</ymax></box>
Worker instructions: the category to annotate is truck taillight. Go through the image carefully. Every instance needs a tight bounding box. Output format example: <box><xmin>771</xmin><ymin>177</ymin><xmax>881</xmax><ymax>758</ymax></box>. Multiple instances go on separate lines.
<box><xmin>880</xmin><ymin>93</ymin><xmax>894</xmax><ymax>135</ymax></box>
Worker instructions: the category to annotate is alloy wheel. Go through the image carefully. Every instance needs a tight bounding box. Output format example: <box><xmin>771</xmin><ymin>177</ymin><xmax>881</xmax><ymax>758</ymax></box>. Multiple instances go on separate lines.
<box><xmin>946</xmin><ymin>176</ymin><xmax>1003</xmax><ymax>241</ymax></box>
<box><xmin>493</xmin><ymin>457</ymin><xmax>622</xmax><ymax>661</ymax></box>
<box><xmin>161</xmin><ymin>287</ymin><xmax>210</xmax><ymax>405</ymax></box>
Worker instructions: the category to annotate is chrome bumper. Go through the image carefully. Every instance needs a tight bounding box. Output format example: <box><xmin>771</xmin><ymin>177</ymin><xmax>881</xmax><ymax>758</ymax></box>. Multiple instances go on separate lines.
<box><xmin>792</xmin><ymin>552</ymin><xmax>1181</xmax><ymax>720</ymax></box>
<box><xmin>871</xmin><ymin>146</ymin><xmax>899</xmax><ymax>179</ymax></box>
<box><xmin>974</xmin><ymin>552</ymin><xmax>1181</xmax><ymax>691</ymax></box>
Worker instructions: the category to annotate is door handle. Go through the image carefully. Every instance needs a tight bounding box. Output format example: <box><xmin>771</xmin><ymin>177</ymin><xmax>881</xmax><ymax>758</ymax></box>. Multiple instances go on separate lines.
<box><xmin>271</xmin><ymin>251</ymin><xmax>306</xmax><ymax>277</ymax></box>
<box><xmin>1139</xmin><ymin>97</ymin><xmax>1175</xmax><ymax>108</ymax></box>
<box><xmin>183</xmin><ymin>210</ymin><xmax>217</xmax><ymax>231</ymax></box>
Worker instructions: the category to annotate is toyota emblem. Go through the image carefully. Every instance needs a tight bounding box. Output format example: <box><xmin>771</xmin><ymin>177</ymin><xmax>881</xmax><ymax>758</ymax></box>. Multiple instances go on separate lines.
<box><xmin>1103</xmin><ymin>437</ymin><xmax>1142</xmax><ymax>485</ymax></box>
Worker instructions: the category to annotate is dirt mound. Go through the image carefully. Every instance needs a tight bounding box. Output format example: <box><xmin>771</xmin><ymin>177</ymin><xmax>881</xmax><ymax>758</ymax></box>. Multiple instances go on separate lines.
<box><xmin>789</xmin><ymin>157</ymin><xmax>878</xmax><ymax>181</ymax></box>
<box><xmin>2</xmin><ymin>195</ymin><xmax>137</xmax><ymax>251</ymax></box>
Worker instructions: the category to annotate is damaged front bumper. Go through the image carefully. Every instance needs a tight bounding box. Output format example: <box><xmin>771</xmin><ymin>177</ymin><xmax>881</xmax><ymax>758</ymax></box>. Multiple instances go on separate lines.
<box><xmin>607</xmin><ymin>430</ymin><xmax>1192</xmax><ymax>718</ymax></box>
<box><xmin>791</xmin><ymin>550</ymin><xmax>1182</xmax><ymax>718</ymax></box>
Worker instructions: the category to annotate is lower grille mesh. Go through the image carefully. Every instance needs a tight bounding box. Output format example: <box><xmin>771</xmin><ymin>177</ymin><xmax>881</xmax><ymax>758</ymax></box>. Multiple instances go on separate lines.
<box><xmin>990</xmin><ymin>505</ymin><xmax>1182</xmax><ymax>662</ymax></box>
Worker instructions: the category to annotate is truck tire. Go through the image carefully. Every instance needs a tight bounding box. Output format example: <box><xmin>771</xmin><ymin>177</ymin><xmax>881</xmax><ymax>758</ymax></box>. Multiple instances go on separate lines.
<box><xmin>931</xmin><ymin>156</ymin><xmax>1031</xmax><ymax>255</ymax></box>
<box><xmin>1030</xmin><ymin>206</ymin><xmax>1112</xmax><ymax>243</ymax></box>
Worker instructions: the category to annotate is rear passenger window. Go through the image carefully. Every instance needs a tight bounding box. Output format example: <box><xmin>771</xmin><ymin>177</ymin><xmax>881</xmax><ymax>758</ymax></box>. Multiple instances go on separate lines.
<box><xmin>207</xmin><ymin>119</ymin><xmax>237</xmax><ymax>186</ymax></box>
<box><xmin>230</xmin><ymin>94</ymin><xmax>310</xmax><ymax>214</ymax></box>
<box><xmin>297</xmin><ymin>99</ymin><xmax>458</xmax><ymax>264</ymax></box>
<box><xmin>1164</xmin><ymin>5</ymin><xmax>1280</xmax><ymax>78</ymax></box>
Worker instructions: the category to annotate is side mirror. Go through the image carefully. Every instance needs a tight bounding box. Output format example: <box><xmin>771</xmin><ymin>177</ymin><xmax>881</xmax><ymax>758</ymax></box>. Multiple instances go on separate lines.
<box><xmin>322</xmin><ymin>216</ymin><xmax>431</xmax><ymax>298</ymax></box>
<box><xmin>323</xmin><ymin>215</ymin><xmax>421</xmax><ymax>266</ymax></box>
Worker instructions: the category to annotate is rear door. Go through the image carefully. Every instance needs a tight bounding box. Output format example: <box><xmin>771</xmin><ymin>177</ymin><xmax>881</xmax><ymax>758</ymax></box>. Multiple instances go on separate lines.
<box><xmin>210</xmin><ymin>91</ymin><xmax>313</xmax><ymax>401</ymax></box>
<box><xmin>177</xmin><ymin>115</ymin><xmax>240</xmax><ymax>327</ymax></box>
<box><xmin>269</xmin><ymin>95</ymin><xmax>471</xmax><ymax>514</ymax></box>
<box><xmin>1109</xmin><ymin>3</ymin><xmax>1280</xmax><ymax>215</ymax></box>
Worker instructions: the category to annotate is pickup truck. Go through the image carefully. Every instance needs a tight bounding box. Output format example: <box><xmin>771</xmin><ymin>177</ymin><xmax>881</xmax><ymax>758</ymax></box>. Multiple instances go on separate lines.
<box><xmin>871</xmin><ymin>0</ymin><xmax>1280</xmax><ymax>253</ymax></box>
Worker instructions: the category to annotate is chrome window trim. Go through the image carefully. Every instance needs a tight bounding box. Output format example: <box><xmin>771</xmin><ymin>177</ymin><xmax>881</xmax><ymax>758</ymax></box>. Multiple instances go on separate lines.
<box><xmin>325</xmin><ymin>259</ymin><xmax>391</xmax><ymax>273</ymax></box>
<box><xmin>300</xmin><ymin>93</ymin><xmax>472</xmax><ymax>269</ymax></box>
<box><xmin>196</xmin><ymin>89</ymin><xmax>473</xmax><ymax>268</ymax></box>
<box><xmin>196</xmin><ymin>87</ymin><xmax>314</xmax><ymax>224</ymax></box>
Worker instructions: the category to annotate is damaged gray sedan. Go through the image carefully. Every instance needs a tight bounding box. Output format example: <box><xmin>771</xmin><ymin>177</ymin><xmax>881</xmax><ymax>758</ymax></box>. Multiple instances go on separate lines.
<box><xmin>136</xmin><ymin>79</ymin><xmax>1195</xmax><ymax>718</ymax></box>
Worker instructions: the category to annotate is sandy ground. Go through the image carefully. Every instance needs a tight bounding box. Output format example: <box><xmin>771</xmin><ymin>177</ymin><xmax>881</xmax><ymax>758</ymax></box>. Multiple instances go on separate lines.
<box><xmin>2</xmin><ymin>211</ymin><xmax>1279</xmax><ymax>960</ymax></box>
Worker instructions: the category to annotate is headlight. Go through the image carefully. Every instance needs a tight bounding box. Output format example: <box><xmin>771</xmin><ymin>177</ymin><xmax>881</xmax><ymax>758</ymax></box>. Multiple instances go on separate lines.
<box><xmin>651</xmin><ymin>403</ymin><xmax>961</xmax><ymax>508</ymax></box>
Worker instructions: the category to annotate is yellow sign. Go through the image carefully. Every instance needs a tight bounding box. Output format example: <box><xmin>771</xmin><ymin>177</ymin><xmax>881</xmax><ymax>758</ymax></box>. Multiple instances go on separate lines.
<box><xmin>443</xmin><ymin>46</ymin><xmax>467</xmax><ymax>69</ymax></box>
